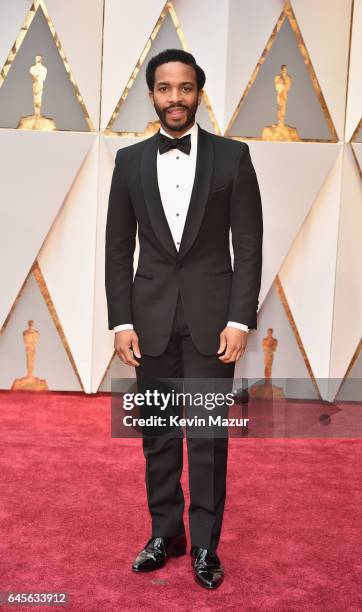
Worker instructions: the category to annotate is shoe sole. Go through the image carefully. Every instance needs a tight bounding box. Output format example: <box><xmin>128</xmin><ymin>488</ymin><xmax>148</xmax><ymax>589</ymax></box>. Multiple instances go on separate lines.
<box><xmin>132</xmin><ymin>546</ymin><xmax>187</xmax><ymax>573</ymax></box>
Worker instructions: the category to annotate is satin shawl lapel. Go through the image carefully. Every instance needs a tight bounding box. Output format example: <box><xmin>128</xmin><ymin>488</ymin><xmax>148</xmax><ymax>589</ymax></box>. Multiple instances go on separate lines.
<box><xmin>140</xmin><ymin>123</ymin><xmax>214</xmax><ymax>261</ymax></box>
<box><xmin>178</xmin><ymin>125</ymin><xmax>213</xmax><ymax>260</ymax></box>
<box><xmin>141</xmin><ymin>130</ymin><xmax>178</xmax><ymax>259</ymax></box>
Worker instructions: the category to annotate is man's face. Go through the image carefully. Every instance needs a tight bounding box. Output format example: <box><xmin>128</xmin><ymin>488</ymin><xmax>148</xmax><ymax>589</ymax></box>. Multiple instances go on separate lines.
<box><xmin>149</xmin><ymin>61</ymin><xmax>202</xmax><ymax>135</ymax></box>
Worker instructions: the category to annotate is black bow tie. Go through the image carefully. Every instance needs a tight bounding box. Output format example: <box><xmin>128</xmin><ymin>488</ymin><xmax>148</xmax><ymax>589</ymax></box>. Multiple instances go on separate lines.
<box><xmin>158</xmin><ymin>132</ymin><xmax>191</xmax><ymax>155</ymax></box>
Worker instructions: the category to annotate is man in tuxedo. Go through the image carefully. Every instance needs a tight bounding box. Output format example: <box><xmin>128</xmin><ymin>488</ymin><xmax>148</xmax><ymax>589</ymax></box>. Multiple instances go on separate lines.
<box><xmin>105</xmin><ymin>48</ymin><xmax>263</xmax><ymax>589</ymax></box>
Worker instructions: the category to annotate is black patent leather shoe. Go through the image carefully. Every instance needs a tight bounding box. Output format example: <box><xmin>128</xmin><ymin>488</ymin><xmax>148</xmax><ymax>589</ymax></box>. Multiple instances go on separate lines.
<box><xmin>132</xmin><ymin>534</ymin><xmax>187</xmax><ymax>572</ymax></box>
<box><xmin>191</xmin><ymin>546</ymin><xmax>224</xmax><ymax>589</ymax></box>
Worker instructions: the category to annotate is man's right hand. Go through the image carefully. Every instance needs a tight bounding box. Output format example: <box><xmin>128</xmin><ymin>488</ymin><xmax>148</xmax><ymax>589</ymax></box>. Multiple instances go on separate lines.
<box><xmin>114</xmin><ymin>330</ymin><xmax>141</xmax><ymax>366</ymax></box>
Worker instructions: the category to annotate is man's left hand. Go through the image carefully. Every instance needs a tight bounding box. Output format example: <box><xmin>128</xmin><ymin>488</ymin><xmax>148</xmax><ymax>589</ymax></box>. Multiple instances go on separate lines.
<box><xmin>217</xmin><ymin>326</ymin><xmax>247</xmax><ymax>363</ymax></box>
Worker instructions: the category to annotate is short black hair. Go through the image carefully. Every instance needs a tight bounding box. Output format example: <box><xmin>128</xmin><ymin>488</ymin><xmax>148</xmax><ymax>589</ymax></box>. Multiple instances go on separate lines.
<box><xmin>145</xmin><ymin>48</ymin><xmax>206</xmax><ymax>91</ymax></box>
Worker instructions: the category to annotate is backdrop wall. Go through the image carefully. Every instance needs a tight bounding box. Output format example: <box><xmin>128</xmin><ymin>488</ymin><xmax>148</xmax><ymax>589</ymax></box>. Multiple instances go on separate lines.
<box><xmin>0</xmin><ymin>0</ymin><xmax>361</xmax><ymax>400</ymax></box>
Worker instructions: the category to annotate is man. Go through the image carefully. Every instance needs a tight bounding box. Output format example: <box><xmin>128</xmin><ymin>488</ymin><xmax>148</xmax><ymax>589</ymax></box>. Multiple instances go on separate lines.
<box><xmin>105</xmin><ymin>48</ymin><xmax>263</xmax><ymax>589</ymax></box>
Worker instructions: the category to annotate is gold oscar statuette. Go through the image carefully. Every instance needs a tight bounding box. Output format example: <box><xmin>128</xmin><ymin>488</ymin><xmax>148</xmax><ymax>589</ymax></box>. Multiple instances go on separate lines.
<box><xmin>11</xmin><ymin>320</ymin><xmax>48</xmax><ymax>390</ymax></box>
<box><xmin>249</xmin><ymin>328</ymin><xmax>284</xmax><ymax>400</ymax></box>
<box><xmin>17</xmin><ymin>55</ymin><xmax>56</xmax><ymax>131</ymax></box>
<box><xmin>262</xmin><ymin>64</ymin><xmax>300</xmax><ymax>141</ymax></box>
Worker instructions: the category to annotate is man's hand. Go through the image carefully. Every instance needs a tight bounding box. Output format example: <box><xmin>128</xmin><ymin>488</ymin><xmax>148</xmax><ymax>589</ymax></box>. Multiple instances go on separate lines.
<box><xmin>217</xmin><ymin>326</ymin><xmax>247</xmax><ymax>363</ymax></box>
<box><xmin>115</xmin><ymin>330</ymin><xmax>141</xmax><ymax>366</ymax></box>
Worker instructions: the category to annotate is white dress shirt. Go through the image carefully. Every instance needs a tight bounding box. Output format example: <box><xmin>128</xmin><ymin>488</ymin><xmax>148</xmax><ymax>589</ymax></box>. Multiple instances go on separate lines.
<box><xmin>113</xmin><ymin>121</ymin><xmax>248</xmax><ymax>334</ymax></box>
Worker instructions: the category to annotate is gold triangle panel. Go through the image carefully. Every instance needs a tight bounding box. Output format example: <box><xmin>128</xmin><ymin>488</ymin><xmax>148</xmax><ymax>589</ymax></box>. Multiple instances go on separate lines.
<box><xmin>0</xmin><ymin>0</ymin><xmax>94</xmax><ymax>131</ymax></box>
<box><xmin>225</xmin><ymin>1</ymin><xmax>338</xmax><ymax>142</ymax></box>
<box><xmin>0</xmin><ymin>262</ymin><xmax>83</xmax><ymax>391</ymax></box>
<box><xmin>105</xmin><ymin>1</ymin><xmax>220</xmax><ymax>137</ymax></box>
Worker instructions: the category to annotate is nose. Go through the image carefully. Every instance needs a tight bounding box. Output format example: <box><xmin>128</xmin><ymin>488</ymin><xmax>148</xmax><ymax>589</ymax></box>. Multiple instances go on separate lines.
<box><xmin>167</xmin><ymin>88</ymin><xmax>183</xmax><ymax>105</ymax></box>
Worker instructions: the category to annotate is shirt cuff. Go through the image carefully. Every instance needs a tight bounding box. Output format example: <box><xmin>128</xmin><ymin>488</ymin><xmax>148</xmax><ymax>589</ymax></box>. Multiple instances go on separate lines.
<box><xmin>113</xmin><ymin>324</ymin><xmax>134</xmax><ymax>332</ymax></box>
<box><xmin>227</xmin><ymin>321</ymin><xmax>249</xmax><ymax>332</ymax></box>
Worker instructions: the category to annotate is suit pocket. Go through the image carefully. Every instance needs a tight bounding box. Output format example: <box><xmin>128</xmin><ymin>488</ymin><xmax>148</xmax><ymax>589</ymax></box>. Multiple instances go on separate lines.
<box><xmin>134</xmin><ymin>272</ymin><xmax>154</xmax><ymax>280</ymax></box>
<box><xmin>205</xmin><ymin>270</ymin><xmax>232</xmax><ymax>277</ymax></box>
<box><xmin>208</xmin><ymin>184</ymin><xmax>230</xmax><ymax>198</ymax></box>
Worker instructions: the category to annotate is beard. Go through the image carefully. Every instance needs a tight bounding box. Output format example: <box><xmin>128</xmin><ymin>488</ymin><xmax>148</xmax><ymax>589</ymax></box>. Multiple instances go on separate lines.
<box><xmin>153</xmin><ymin>98</ymin><xmax>199</xmax><ymax>133</ymax></box>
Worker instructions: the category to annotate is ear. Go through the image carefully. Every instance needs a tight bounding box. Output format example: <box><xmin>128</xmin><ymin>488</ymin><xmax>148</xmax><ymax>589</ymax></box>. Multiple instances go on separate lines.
<box><xmin>197</xmin><ymin>90</ymin><xmax>203</xmax><ymax>106</ymax></box>
<box><xmin>148</xmin><ymin>90</ymin><xmax>154</xmax><ymax>106</ymax></box>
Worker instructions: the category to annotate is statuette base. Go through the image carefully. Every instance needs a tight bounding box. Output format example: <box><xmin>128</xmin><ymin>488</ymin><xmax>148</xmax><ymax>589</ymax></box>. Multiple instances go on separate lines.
<box><xmin>262</xmin><ymin>124</ymin><xmax>300</xmax><ymax>141</ymax></box>
<box><xmin>17</xmin><ymin>114</ymin><xmax>56</xmax><ymax>131</ymax></box>
<box><xmin>11</xmin><ymin>376</ymin><xmax>48</xmax><ymax>391</ymax></box>
<box><xmin>249</xmin><ymin>380</ymin><xmax>285</xmax><ymax>400</ymax></box>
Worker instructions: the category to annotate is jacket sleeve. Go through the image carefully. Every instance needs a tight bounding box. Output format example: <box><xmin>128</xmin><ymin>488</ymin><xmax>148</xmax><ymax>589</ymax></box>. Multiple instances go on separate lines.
<box><xmin>227</xmin><ymin>143</ymin><xmax>263</xmax><ymax>329</ymax></box>
<box><xmin>105</xmin><ymin>150</ymin><xmax>137</xmax><ymax>329</ymax></box>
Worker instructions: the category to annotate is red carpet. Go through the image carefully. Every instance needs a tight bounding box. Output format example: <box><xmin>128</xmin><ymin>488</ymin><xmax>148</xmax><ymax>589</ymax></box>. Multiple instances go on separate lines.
<box><xmin>1</xmin><ymin>391</ymin><xmax>361</xmax><ymax>611</ymax></box>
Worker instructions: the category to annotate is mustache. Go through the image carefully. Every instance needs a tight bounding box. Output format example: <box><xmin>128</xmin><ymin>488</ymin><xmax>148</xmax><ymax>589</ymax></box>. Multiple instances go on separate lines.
<box><xmin>165</xmin><ymin>105</ymin><xmax>188</xmax><ymax>111</ymax></box>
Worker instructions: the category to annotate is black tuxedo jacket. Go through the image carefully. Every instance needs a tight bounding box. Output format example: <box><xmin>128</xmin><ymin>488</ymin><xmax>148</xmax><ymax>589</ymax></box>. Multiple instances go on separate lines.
<box><xmin>105</xmin><ymin>123</ymin><xmax>263</xmax><ymax>356</ymax></box>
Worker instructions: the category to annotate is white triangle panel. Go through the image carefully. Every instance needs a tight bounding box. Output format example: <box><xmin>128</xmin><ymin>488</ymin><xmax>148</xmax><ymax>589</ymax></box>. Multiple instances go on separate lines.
<box><xmin>102</xmin><ymin>0</ymin><xmax>166</xmax><ymax>130</ymax></box>
<box><xmin>330</xmin><ymin>144</ymin><xmax>362</xmax><ymax>379</ymax></box>
<box><xmin>45</xmin><ymin>0</ymin><xmax>104</xmax><ymax>129</ymax></box>
<box><xmin>248</xmin><ymin>142</ymin><xmax>341</xmax><ymax>309</ymax></box>
<box><xmin>345</xmin><ymin>0</ymin><xmax>362</xmax><ymax>141</ymax></box>
<box><xmin>292</xmin><ymin>0</ymin><xmax>352</xmax><ymax>140</ymax></box>
<box><xmin>38</xmin><ymin>134</ymin><xmax>99</xmax><ymax>393</ymax></box>
<box><xmin>0</xmin><ymin>130</ymin><xmax>94</xmax><ymax>330</ymax></box>
<box><xmin>279</xmin><ymin>146</ymin><xmax>343</xmax><ymax>379</ymax></box>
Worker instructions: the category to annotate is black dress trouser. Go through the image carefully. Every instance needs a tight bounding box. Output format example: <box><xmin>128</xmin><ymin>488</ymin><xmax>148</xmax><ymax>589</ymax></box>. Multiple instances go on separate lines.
<box><xmin>135</xmin><ymin>292</ymin><xmax>235</xmax><ymax>551</ymax></box>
